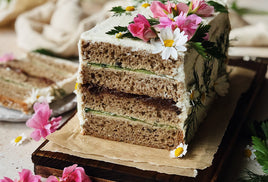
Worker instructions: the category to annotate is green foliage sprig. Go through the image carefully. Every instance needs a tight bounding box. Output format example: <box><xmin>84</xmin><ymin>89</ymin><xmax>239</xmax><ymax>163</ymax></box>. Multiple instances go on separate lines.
<box><xmin>207</xmin><ymin>1</ymin><xmax>228</xmax><ymax>13</ymax></box>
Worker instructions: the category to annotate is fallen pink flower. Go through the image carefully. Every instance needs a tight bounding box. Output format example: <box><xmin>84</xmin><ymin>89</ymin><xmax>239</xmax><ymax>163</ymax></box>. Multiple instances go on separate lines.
<box><xmin>47</xmin><ymin>164</ymin><xmax>91</xmax><ymax>182</ymax></box>
<box><xmin>26</xmin><ymin>102</ymin><xmax>61</xmax><ymax>141</ymax></box>
<box><xmin>0</xmin><ymin>53</ymin><xmax>14</xmax><ymax>62</ymax></box>
<box><xmin>0</xmin><ymin>169</ymin><xmax>41</xmax><ymax>182</ymax></box>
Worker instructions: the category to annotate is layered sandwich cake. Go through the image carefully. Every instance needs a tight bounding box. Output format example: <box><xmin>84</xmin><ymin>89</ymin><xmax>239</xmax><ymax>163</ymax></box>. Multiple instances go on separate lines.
<box><xmin>0</xmin><ymin>52</ymin><xmax>78</xmax><ymax>114</ymax></box>
<box><xmin>77</xmin><ymin>0</ymin><xmax>230</xmax><ymax>152</ymax></box>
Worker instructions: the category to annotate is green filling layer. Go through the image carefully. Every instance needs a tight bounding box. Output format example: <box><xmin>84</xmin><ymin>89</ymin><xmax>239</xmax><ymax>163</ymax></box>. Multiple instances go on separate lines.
<box><xmin>84</xmin><ymin>107</ymin><xmax>178</xmax><ymax>129</ymax></box>
<box><xmin>88</xmin><ymin>62</ymin><xmax>161</xmax><ymax>76</ymax></box>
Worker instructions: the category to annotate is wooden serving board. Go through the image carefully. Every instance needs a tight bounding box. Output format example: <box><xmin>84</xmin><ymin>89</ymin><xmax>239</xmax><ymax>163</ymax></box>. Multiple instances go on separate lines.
<box><xmin>32</xmin><ymin>60</ymin><xmax>267</xmax><ymax>182</ymax></box>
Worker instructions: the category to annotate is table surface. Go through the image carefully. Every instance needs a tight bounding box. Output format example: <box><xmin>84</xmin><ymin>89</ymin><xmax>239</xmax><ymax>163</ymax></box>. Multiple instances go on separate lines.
<box><xmin>1</xmin><ymin>0</ymin><xmax>268</xmax><ymax>181</ymax></box>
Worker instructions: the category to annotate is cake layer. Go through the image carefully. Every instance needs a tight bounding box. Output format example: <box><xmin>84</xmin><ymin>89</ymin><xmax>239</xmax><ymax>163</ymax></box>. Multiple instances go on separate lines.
<box><xmin>78</xmin><ymin>83</ymin><xmax>182</xmax><ymax>127</ymax></box>
<box><xmin>80</xmin><ymin>111</ymin><xmax>183</xmax><ymax>150</ymax></box>
<box><xmin>80</xmin><ymin>40</ymin><xmax>183</xmax><ymax>77</ymax></box>
<box><xmin>79</xmin><ymin>63</ymin><xmax>185</xmax><ymax>102</ymax></box>
<box><xmin>0</xmin><ymin>79</ymin><xmax>32</xmax><ymax>112</ymax></box>
<box><xmin>0</xmin><ymin>52</ymin><xmax>78</xmax><ymax>114</ymax></box>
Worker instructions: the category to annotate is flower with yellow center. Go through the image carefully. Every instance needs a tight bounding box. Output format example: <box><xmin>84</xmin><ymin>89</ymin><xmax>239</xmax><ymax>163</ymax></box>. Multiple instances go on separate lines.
<box><xmin>152</xmin><ymin>27</ymin><xmax>188</xmax><ymax>60</ymax></box>
<box><xmin>125</xmin><ymin>6</ymin><xmax>135</xmax><ymax>11</ymax></box>
<box><xmin>245</xmin><ymin>145</ymin><xmax>256</xmax><ymax>160</ymax></box>
<box><xmin>141</xmin><ymin>3</ymin><xmax>150</xmax><ymax>8</ymax></box>
<box><xmin>116</xmin><ymin>32</ymin><xmax>123</xmax><ymax>38</ymax></box>
<box><xmin>170</xmin><ymin>143</ymin><xmax>188</xmax><ymax>158</ymax></box>
<box><xmin>11</xmin><ymin>133</ymin><xmax>27</xmax><ymax>146</ymax></box>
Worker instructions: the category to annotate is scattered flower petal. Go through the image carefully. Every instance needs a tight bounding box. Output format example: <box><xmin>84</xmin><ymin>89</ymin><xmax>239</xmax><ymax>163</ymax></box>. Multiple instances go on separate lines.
<box><xmin>0</xmin><ymin>53</ymin><xmax>14</xmax><ymax>62</ymax></box>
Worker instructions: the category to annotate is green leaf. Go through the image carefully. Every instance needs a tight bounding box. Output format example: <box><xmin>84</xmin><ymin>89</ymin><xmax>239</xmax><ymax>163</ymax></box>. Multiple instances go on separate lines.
<box><xmin>147</xmin><ymin>18</ymin><xmax>160</xmax><ymax>26</ymax></box>
<box><xmin>238</xmin><ymin>169</ymin><xmax>268</xmax><ymax>182</ymax></box>
<box><xmin>252</xmin><ymin>136</ymin><xmax>268</xmax><ymax>174</ymax></box>
<box><xmin>207</xmin><ymin>1</ymin><xmax>228</xmax><ymax>13</ymax></box>
<box><xmin>106</xmin><ymin>26</ymin><xmax>128</xmax><ymax>35</ymax></box>
<box><xmin>110</xmin><ymin>6</ymin><xmax>126</xmax><ymax>16</ymax></box>
<box><xmin>188</xmin><ymin>42</ymin><xmax>207</xmax><ymax>58</ymax></box>
<box><xmin>190</xmin><ymin>23</ymin><xmax>211</xmax><ymax>43</ymax></box>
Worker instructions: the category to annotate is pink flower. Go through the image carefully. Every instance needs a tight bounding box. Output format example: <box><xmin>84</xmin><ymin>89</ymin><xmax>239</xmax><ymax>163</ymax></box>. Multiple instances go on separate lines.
<box><xmin>47</xmin><ymin>164</ymin><xmax>91</xmax><ymax>182</ymax></box>
<box><xmin>26</xmin><ymin>102</ymin><xmax>61</xmax><ymax>141</ymax></box>
<box><xmin>0</xmin><ymin>53</ymin><xmax>14</xmax><ymax>62</ymax></box>
<box><xmin>174</xmin><ymin>12</ymin><xmax>202</xmax><ymax>40</ymax></box>
<box><xmin>0</xmin><ymin>169</ymin><xmax>41</xmax><ymax>182</ymax></box>
<box><xmin>158</xmin><ymin>17</ymin><xmax>177</xmax><ymax>30</ymax></box>
<box><xmin>150</xmin><ymin>1</ymin><xmax>175</xmax><ymax>18</ymax></box>
<box><xmin>176</xmin><ymin>0</ymin><xmax>214</xmax><ymax>17</ymax></box>
<box><xmin>192</xmin><ymin>0</ymin><xmax>214</xmax><ymax>17</ymax></box>
<box><xmin>17</xmin><ymin>169</ymin><xmax>42</xmax><ymax>182</ymax></box>
<box><xmin>128</xmin><ymin>14</ymin><xmax>157</xmax><ymax>42</ymax></box>
<box><xmin>0</xmin><ymin>177</ymin><xmax>14</xmax><ymax>182</ymax></box>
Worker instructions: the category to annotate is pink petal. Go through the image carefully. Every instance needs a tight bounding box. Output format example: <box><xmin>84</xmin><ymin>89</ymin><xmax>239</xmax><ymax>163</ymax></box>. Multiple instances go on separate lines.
<box><xmin>30</xmin><ymin>130</ymin><xmax>42</xmax><ymax>141</ymax></box>
<box><xmin>0</xmin><ymin>177</ymin><xmax>14</xmax><ymax>182</ymax></box>
<box><xmin>150</xmin><ymin>1</ymin><xmax>170</xmax><ymax>18</ymax></box>
<box><xmin>177</xmin><ymin>3</ymin><xmax>189</xmax><ymax>14</ymax></box>
<box><xmin>46</xmin><ymin>176</ymin><xmax>59</xmax><ymax>182</ymax></box>
<box><xmin>0</xmin><ymin>53</ymin><xmax>14</xmax><ymax>62</ymax></box>
<box><xmin>18</xmin><ymin>169</ymin><xmax>41</xmax><ymax>182</ymax></box>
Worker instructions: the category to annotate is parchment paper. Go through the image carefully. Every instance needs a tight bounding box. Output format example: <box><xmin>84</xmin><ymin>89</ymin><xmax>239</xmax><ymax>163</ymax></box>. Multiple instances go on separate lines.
<box><xmin>43</xmin><ymin>66</ymin><xmax>255</xmax><ymax>177</ymax></box>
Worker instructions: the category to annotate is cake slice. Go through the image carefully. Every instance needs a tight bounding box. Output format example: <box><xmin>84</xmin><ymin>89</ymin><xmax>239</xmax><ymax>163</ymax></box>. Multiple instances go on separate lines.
<box><xmin>0</xmin><ymin>52</ymin><xmax>78</xmax><ymax>114</ymax></box>
<box><xmin>77</xmin><ymin>0</ymin><xmax>230</xmax><ymax>150</ymax></box>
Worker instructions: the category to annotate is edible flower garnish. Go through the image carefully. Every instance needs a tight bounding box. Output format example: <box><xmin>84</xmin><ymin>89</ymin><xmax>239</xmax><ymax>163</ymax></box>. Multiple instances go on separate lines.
<box><xmin>10</xmin><ymin>133</ymin><xmax>28</xmax><ymax>146</ymax></box>
<box><xmin>128</xmin><ymin>14</ymin><xmax>157</xmax><ymax>42</ymax></box>
<box><xmin>170</xmin><ymin>143</ymin><xmax>188</xmax><ymax>158</ymax></box>
<box><xmin>26</xmin><ymin>89</ymin><xmax>55</xmax><ymax>104</ymax></box>
<box><xmin>47</xmin><ymin>164</ymin><xmax>91</xmax><ymax>182</ymax></box>
<box><xmin>152</xmin><ymin>27</ymin><xmax>187</xmax><ymax>60</ymax></box>
<box><xmin>245</xmin><ymin>145</ymin><xmax>256</xmax><ymax>160</ymax></box>
<box><xmin>0</xmin><ymin>169</ymin><xmax>42</xmax><ymax>182</ymax></box>
<box><xmin>126</xmin><ymin>6</ymin><xmax>135</xmax><ymax>11</ymax></box>
<box><xmin>26</xmin><ymin>102</ymin><xmax>61</xmax><ymax>141</ymax></box>
<box><xmin>107</xmin><ymin>0</ymin><xmax>228</xmax><ymax>60</ymax></box>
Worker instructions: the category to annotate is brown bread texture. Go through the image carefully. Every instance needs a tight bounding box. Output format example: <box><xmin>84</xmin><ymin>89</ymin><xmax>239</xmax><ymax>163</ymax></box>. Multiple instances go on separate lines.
<box><xmin>80</xmin><ymin>40</ymin><xmax>183</xmax><ymax>77</ymax></box>
<box><xmin>81</xmin><ymin>111</ymin><xmax>183</xmax><ymax>150</ymax></box>
<box><xmin>79</xmin><ymin>83</ymin><xmax>182</xmax><ymax>127</ymax></box>
<box><xmin>79</xmin><ymin>63</ymin><xmax>185</xmax><ymax>102</ymax></box>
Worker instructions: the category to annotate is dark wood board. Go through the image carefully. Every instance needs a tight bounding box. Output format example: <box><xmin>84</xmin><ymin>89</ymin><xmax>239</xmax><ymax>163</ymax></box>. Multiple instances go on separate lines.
<box><xmin>32</xmin><ymin>59</ymin><xmax>267</xmax><ymax>182</ymax></box>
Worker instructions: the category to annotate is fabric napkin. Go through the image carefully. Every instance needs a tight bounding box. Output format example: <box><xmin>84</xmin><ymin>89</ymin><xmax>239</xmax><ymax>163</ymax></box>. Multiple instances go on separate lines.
<box><xmin>229</xmin><ymin>10</ymin><xmax>268</xmax><ymax>47</ymax></box>
<box><xmin>14</xmin><ymin>0</ymin><xmax>121</xmax><ymax>57</ymax></box>
<box><xmin>0</xmin><ymin>0</ymin><xmax>47</xmax><ymax>26</ymax></box>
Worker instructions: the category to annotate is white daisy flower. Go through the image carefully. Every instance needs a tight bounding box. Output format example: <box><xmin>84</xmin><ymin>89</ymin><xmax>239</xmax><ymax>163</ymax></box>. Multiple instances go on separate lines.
<box><xmin>170</xmin><ymin>143</ymin><xmax>188</xmax><ymax>158</ymax></box>
<box><xmin>152</xmin><ymin>27</ymin><xmax>188</xmax><ymax>60</ymax></box>
<box><xmin>11</xmin><ymin>133</ymin><xmax>28</xmax><ymax>146</ymax></box>
<box><xmin>214</xmin><ymin>75</ymin><xmax>229</xmax><ymax>96</ymax></box>
<box><xmin>26</xmin><ymin>89</ymin><xmax>54</xmax><ymax>104</ymax></box>
<box><xmin>245</xmin><ymin>145</ymin><xmax>256</xmax><ymax>160</ymax></box>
